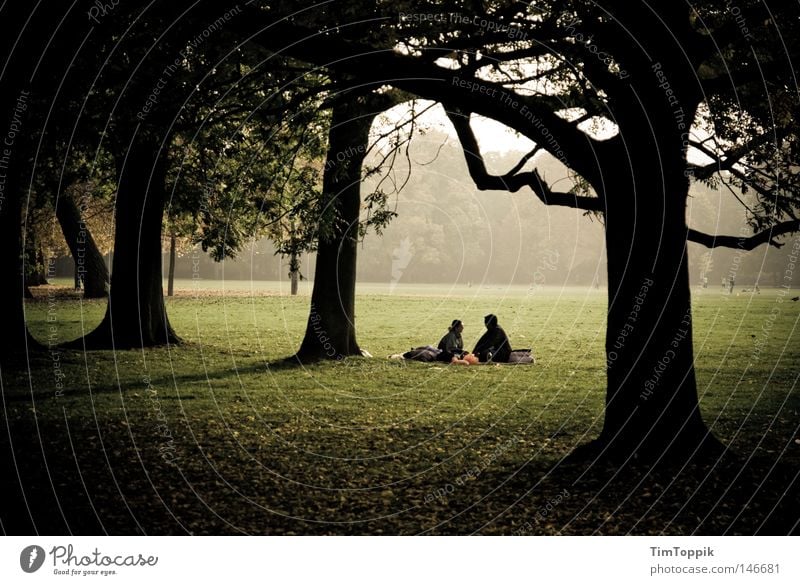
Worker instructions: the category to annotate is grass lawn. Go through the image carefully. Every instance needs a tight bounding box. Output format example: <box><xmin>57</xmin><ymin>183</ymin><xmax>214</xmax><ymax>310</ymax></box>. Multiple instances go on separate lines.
<box><xmin>4</xmin><ymin>282</ymin><xmax>799</xmax><ymax>534</ymax></box>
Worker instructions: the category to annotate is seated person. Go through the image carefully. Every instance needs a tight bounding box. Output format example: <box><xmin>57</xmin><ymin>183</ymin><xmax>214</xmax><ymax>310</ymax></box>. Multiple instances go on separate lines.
<box><xmin>437</xmin><ymin>319</ymin><xmax>466</xmax><ymax>362</ymax></box>
<box><xmin>473</xmin><ymin>314</ymin><xmax>511</xmax><ymax>363</ymax></box>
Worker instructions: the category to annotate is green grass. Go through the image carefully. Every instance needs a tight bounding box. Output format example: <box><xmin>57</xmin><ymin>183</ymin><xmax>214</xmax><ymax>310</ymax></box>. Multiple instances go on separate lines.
<box><xmin>5</xmin><ymin>284</ymin><xmax>800</xmax><ymax>534</ymax></box>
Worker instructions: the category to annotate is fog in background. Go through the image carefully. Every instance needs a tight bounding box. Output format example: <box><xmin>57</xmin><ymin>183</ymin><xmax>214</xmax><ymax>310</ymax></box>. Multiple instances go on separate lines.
<box><xmin>50</xmin><ymin>128</ymin><xmax>792</xmax><ymax>290</ymax></box>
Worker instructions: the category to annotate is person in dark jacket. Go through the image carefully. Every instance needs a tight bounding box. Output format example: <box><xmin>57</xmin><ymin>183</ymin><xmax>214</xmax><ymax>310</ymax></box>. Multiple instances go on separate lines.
<box><xmin>473</xmin><ymin>314</ymin><xmax>511</xmax><ymax>362</ymax></box>
<box><xmin>437</xmin><ymin>319</ymin><xmax>465</xmax><ymax>362</ymax></box>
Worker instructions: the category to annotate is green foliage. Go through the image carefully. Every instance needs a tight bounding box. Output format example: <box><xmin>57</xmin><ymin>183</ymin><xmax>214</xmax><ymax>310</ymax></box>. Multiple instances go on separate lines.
<box><xmin>161</xmin><ymin>44</ymin><xmax>331</xmax><ymax>264</ymax></box>
<box><xmin>359</xmin><ymin>190</ymin><xmax>398</xmax><ymax>238</ymax></box>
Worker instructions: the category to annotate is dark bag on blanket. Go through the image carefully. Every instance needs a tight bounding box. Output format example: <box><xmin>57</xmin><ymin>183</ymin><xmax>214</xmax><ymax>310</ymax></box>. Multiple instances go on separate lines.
<box><xmin>403</xmin><ymin>345</ymin><xmax>441</xmax><ymax>362</ymax></box>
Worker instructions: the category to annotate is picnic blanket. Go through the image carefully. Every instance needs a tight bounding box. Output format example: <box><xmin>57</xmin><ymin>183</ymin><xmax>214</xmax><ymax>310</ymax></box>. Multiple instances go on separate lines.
<box><xmin>390</xmin><ymin>347</ymin><xmax>535</xmax><ymax>364</ymax></box>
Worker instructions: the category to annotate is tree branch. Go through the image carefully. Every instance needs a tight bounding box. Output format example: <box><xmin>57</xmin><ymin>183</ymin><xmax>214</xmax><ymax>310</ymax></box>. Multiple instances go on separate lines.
<box><xmin>463</xmin><ymin>45</ymin><xmax>555</xmax><ymax>73</ymax></box>
<box><xmin>235</xmin><ymin>9</ymin><xmax>609</xmax><ymax>186</ymax></box>
<box><xmin>446</xmin><ymin>107</ymin><xmax>603</xmax><ymax>212</ymax></box>
<box><xmin>505</xmin><ymin>146</ymin><xmax>541</xmax><ymax>176</ymax></box>
<box><xmin>690</xmin><ymin>129</ymin><xmax>786</xmax><ymax>180</ymax></box>
<box><xmin>687</xmin><ymin>220</ymin><xmax>800</xmax><ymax>250</ymax></box>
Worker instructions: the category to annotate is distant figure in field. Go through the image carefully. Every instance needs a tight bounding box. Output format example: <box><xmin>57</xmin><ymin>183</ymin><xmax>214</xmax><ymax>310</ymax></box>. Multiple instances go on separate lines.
<box><xmin>473</xmin><ymin>314</ymin><xmax>511</xmax><ymax>363</ymax></box>
<box><xmin>437</xmin><ymin>319</ymin><xmax>466</xmax><ymax>362</ymax></box>
<box><xmin>729</xmin><ymin>276</ymin><xmax>735</xmax><ymax>294</ymax></box>
<box><xmin>721</xmin><ymin>277</ymin><xmax>727</xmax><ymax>291</ymax></box>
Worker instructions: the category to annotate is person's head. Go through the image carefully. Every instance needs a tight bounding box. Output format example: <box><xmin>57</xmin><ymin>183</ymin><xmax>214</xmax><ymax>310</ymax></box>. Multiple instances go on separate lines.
<box><xmin>450</xmin><ymin>319</ymin><xmax>464</xmax><ymax>333</ymax></box>
<box><xmin>484</xmin><ymin>314</ymin><xmax>498</xmax><ymax>329</ymax></box>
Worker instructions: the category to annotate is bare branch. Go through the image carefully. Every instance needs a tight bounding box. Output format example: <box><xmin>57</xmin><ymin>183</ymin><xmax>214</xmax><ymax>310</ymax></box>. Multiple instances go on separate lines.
<box><xmin>505</xmin><ymin>146</ymin><xmax>541</xmax><ymax>176</ymax></box>
<box><xmin>415</xmin><ymin>135</ymin><xmax>449</xmax><ymax>167</ymax></box>
<box><xmin>496</xmin><ymin>63</ymin><xmax>569</xmax><ymax>86</ymax></box>
<box><xmin>690</xmin><ymin>129</ymin><xmax>786</xmax><ymax>180</ymax></box>
<box><xmin>687</xmin><ymin>220</ymin><xmax>800</xmax><ymax>250</ymax></box>
<box><xmin>363</xmin><ymin>100</ymin><xmax>438</xmax><ymax>161</ymax></box>
<box><xmin>464</xmin><ymin>45</ymin><xmax>555</xmax><ymax>74</ymax></box>
<box><xmin>446</xmin><ymin>108</ymin><xmax>603</xmax><ymax>212</ymax></box>
<box><xmin>689</xmin><ymin>138</ymin><xmax>780</xmax><ymax>205</ymax></box>
<box><xmin>718</xmin><ymin>174</ymin><xmax>757</xmax><ymax>216</ymax></box>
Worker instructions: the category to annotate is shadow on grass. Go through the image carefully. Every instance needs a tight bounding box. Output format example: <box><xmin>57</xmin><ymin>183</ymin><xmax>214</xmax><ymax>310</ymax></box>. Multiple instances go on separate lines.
<box><xmin>1</xmin><ymin>348</ymin><xmax>366</xmax><ymax>402</ymax></box>
<box><xmin>440</xmin><ymin>450</ymin><xmax>799</xmax><ymax>535</ymax></box>
<box><xmin>3</xmin><ymin>440</ymin><xmax>796</xmax><ymax>535</ymax></box>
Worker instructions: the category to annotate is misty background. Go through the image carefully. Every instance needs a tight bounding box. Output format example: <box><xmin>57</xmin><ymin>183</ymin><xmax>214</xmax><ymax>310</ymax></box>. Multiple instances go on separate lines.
<box><xmin>48</xmin><ymin>127</ymin><xmax>793</xmax><ymax>290</ymax></box>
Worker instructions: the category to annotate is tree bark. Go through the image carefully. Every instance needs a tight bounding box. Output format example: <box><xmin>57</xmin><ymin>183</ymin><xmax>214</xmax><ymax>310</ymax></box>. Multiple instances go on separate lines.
<box><xmin>0</xmin><ymin>178</ymin><xmax>38</xmax><ymax>354</ymax></box>
<box><xmin>578</xmin><ymin>119</ymin><xmax>720</xmax><ymax>463</ymax></box>
<box><xmin>74</xmin><ymin>139</ymin><xmax>179</xmax><ymax>349</ymax></box>
<box><xmin>0</xmin><ymin>9</ymin><xmax>41</xmax><ymax>357</ymax></box>
<box><xmin>596</xmin><ymin>191</ymin><xmax>712</xmax><ymax>460</ymax></box>
<box><xmin>167</xmin><ymin>232</ymin><xmax>176</xmax><ymax>297</ymax></box>
<box><xmin>294</xmin><ymin>100</ymin><xmax>374</xmax><ymax>361</ymax></box>
<box><xmin>55</xmin><ymin>191</ymin><xmax>109</xmax><ymax>298</ymax></box>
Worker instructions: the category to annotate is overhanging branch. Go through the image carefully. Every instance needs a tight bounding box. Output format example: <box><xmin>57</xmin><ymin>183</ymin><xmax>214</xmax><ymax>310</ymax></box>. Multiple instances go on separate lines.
<box><xmin>690</xmin><ymin>129</ymin><xmax>787</xmax><ymax>180</ymax></box>
<box><xmin>687</xmin><ymin>220</ymin><xmax>800</xmax><ymax>250</ymax></box>
<box><xmin>234</xmin><ymin>8</ymin><xmax>608</xmax><ymax>185</ymax></box>
<box><xmin>446</xmin><ymin>107</ymin><xmax>603</xmax><ymax>212</ymax></box>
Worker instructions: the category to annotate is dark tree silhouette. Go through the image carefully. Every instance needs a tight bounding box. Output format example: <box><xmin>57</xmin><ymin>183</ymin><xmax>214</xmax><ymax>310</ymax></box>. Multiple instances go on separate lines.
<box><xmin>0</xmin><ymin>1</ymin><xmax>77</xmax><ymax>534</ymax></box>
<box><xmin>77</xmin><ymin>139</ymin><xmax>179</xmax><ymax>349</ymax></box>
<box><xmin>66</xmin><ymin>3</ymin><xmax>264</xmax><ymax>349</ymax></box>
<box><xmin>295</xmin><ymin>99</ymin><xmax>375</xmax><ymax>361</ymax></box>
<box><xmin>293</xmin><ymin>90</ymin><xmax>410</xmax><ymax>361</ymax></box>
<box><xmin>0</xmin><ymin>3</ymin><xmax>66</xmax><ymax>356</ymax></box>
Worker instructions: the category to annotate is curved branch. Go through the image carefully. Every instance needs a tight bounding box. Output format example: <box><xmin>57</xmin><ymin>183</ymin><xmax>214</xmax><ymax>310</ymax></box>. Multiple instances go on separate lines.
<box><xmin>687</xmin><ymin>220</ymin><xmax>800</xmax><ymax>250</ymax></box>
<box><xmin>446</xmin><ymin>107</ymin><xmax>603</xmax><ymax>212</ymax></box>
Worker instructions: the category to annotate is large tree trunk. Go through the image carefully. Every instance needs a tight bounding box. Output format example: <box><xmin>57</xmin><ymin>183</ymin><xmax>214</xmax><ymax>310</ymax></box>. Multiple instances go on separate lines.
<box><xmin>580</xmin><ymin>121</ymin><xmax>720</xmax><ymax>463</ymax></box>
<box><xmin>0</xmin><ymin>8</ymin><xmax>41</xmax><ymax>357</ymax></box>
<box><xmin>294</xmin><ymin>101</ymin><xmax>374</xmax><ymax>361</ymax></box>
<box><xmin>0</xmin><ymin>176</ymin><xmax>37</xmax><ymax>355</ymax></box>
<box><xmin>75</xmin><ymin>139</ymin><xmax>179</xmax><ymax>349</ymax></box>
<box><xmin>167</xmin><ymin>232</ymin><xmax>176</xmax><ymax>297</ymax></box>
<box><xmin>0</xmin><ymin>170</ymin><xmax>41</xmax><ymax>534</ymax></box>
<box><xmin>55</xmin><ymin>192</ymin><xmax>109</xmax><ymax>298</ymax></box>
<box><xmin>0</xmin><ymin>4</ymin><xmax>48</xmax><ymax>534</ymax></box>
